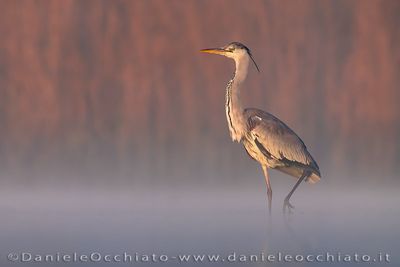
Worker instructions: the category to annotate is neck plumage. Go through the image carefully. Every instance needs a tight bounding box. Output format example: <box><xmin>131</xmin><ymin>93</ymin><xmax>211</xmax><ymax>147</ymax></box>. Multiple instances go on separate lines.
<box><xmin>225</xmin><ymin>56</ymin><xmax>249</xmax><ymax>142</ymax></box>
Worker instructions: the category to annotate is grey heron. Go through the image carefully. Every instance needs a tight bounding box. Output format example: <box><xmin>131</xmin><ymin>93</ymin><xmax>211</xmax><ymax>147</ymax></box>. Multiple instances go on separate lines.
<box><xmin>200</xmin><ymin>42</ymin><xmax>321</xmax><ymax>213</ymax></box>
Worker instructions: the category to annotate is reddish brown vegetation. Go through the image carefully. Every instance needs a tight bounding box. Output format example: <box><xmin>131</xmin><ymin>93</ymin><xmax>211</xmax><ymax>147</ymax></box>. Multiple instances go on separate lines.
<box><xmin>0</xmin><ymin>1</ymin><xmax>398</xmax><ymax>182</ymax></box>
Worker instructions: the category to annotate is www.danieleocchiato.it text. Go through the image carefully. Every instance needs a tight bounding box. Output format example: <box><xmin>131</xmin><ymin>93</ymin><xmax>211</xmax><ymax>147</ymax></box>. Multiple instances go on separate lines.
<box><xmin>6</xmin><ymin>251</ymin><xmax>391</xmax><ymax>264</ymax></box>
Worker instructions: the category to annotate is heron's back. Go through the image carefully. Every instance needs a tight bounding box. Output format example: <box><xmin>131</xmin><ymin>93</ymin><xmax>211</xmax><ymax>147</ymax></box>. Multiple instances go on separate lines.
<box><xmin>243</xmin><ymin>108</ymin><xmax>321</xmax><ymax>183</ymax></box>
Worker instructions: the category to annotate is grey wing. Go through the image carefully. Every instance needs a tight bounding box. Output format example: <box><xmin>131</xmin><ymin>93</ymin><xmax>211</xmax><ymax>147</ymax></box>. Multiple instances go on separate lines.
<box><xmin>244</xmin><ymin>108</ymin><xmax>320</xmax><ymax>178</ymax></box>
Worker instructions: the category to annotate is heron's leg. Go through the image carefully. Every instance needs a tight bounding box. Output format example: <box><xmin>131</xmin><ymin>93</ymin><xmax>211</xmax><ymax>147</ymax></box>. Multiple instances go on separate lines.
<box><xmin>283</xmin><ymin>170</ymin><xmax>310</xmax><ymax>213</ymax></box>
<box><xmin>262</xmin><ymin>165</ymin><xmax>272</xmax><ymax>214</ymax></box>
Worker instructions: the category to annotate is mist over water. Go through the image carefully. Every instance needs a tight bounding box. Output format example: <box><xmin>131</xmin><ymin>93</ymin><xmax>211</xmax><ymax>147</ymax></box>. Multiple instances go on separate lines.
<box><xmin>2</xmin><ymin>173</ymin><xmax>399</xmax><ymax>267</ymax></box>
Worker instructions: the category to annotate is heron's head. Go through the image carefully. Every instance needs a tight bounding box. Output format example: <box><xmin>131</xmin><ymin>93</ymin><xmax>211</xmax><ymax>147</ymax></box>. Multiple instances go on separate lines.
<box><xmin>200</xmin><ymin>42</ymin><xmax>259</xmax><ymax>72</ymax></box>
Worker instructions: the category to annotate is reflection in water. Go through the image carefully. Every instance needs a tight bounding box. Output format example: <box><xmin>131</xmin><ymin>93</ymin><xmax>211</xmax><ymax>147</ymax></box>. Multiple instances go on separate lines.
<box><xmin>1</xmin><ymin>181</ymin><xmax>399</xmax><ymax>266</ymax></box>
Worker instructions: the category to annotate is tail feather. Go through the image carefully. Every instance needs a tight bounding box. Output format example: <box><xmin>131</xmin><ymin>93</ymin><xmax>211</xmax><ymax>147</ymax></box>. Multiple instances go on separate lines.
<box><xmin>275</xmin><ymin>165</ymin><xmax>321</xmax><ymax>184</ymax></box>
<box><xmin>307</xmin><ymin>172</ymin><xmax>321</xmax><ymax>184</ymax></box>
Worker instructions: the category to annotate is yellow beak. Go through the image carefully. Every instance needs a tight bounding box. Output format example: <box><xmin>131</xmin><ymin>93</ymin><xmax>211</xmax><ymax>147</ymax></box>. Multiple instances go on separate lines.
<box><xmin>200</xmin><ymin>48</ymin><xmax>227</xmax><ymax>55</ymax></box>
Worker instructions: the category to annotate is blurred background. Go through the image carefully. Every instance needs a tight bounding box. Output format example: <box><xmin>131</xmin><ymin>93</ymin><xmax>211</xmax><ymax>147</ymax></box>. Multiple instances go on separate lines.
<box><xmin>0</xmin><ymin>0</ymin><xmax>399</xmax><ymax>189</ymax></box>
<box><xmin>0</xmin><ymin>1</ymin><xmax>399</xmax><ymax>266</ymax></box>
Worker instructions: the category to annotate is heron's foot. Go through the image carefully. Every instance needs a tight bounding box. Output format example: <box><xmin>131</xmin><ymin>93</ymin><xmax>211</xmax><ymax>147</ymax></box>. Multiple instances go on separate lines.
<box><xmin>283</xmin><ymin>198</ymin><xmax>295</xmax><ymax>214</ymax></box>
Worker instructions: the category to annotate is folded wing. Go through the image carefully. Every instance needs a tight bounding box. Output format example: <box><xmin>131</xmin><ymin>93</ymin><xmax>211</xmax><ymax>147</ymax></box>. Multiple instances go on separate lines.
<box><xmin>245</xmin><ymin>108</ymin><xmax>320</xmax><ymax>182</ymax></box>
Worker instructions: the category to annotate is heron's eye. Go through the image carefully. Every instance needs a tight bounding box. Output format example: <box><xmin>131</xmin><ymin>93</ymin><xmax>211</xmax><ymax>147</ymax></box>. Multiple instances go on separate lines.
<box><xmin>227</xmin><ymin>46</ymin><xmax>235</xmax><ymax>52</ymax></box>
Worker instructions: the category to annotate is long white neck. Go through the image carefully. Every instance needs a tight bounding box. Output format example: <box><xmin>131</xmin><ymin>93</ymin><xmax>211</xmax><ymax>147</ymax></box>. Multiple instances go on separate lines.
<box><xmin>225</xmin><ymin>56</ymin><xmax>250</xmax><ymax>142</ymax></box>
